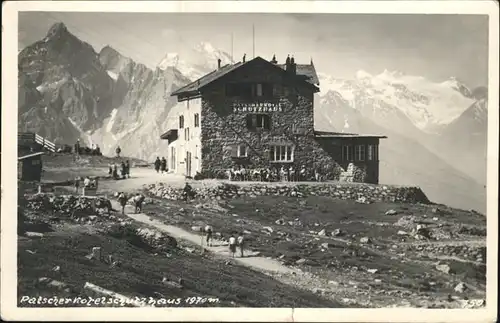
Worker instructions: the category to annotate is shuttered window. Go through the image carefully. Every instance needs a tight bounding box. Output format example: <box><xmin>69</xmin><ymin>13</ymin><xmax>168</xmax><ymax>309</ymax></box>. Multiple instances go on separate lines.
<box><xmin>194</xmin><ymin>113</ymin><xmax>200</xmax><ymax>127</ymax></box>
<box><xmin>179</xmin><ymin>115</ymin><xmax>184</xmax><ymax>129</ymax></box>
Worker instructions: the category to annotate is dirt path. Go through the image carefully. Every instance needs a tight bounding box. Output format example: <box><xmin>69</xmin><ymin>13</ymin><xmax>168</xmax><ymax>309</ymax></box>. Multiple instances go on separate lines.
<box><xmin>110</xmin><ymin>200</ymin><xmax>296</xmax><ymax>274</ymax></box>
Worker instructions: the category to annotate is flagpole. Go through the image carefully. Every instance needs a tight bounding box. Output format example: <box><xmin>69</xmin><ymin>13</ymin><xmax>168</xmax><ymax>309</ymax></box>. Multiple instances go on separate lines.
<box><xmin>252</xmin><ymin>24</ymin><xmax>255</xmax><ymax>58</ymax></box>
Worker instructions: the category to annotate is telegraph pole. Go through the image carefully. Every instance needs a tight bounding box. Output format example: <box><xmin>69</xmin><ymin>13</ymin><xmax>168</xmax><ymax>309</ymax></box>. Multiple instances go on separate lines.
<box><xmin>252</xmin><ymin>24</ymin><xmax>255</xmax><ymax>58</ymax></box>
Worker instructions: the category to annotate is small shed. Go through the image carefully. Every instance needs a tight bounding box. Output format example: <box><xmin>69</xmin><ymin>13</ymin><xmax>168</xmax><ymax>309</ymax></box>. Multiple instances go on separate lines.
<box><xmin>18</xmin><ymin>152</ymin><xmax>44</xmax><ymax>182</ymax></box>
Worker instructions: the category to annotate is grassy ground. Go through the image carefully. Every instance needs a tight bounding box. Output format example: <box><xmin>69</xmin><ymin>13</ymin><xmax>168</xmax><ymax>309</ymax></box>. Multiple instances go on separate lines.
<box><xmin>18</xmin><ymin>208</ymin><xmax>342</xmax><ymax>308</ymax></box>
<box><xmin>143</xmin><ymin>194</ymin><xmax>486</xmax><ymax>307</ymax></box>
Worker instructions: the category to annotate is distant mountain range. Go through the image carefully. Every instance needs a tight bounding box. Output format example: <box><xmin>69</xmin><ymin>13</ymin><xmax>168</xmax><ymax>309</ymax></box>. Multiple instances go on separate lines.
<box><xmin>18</xmin><ymin>23</ymin><xmax>488</xmax><ymax>213</ymax></box>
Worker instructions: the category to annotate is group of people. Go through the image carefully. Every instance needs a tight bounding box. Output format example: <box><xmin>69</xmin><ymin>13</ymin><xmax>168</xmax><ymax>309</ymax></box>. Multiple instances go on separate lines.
<box><xmin>154</xmin><ymin>157</ymin><xmax>168</xmax><ymax>174</ymax></box>
<box><xmin>108</xmin><ymin>161</ymin><xmax>131</xmax><ymax>180</ymax></box>
<box><xmin>71</xmin><ymin>139</ymin><xmax>101</xmax><ymax>156</ymax></box>
<box><xmin>204</xmin><ymin>225</ymin><xmax>245</xmax><ymax>258</ymax></box>
<box><xmin>227</xmin><ymin>165</ymin><xmax>311</xmax><ymax>182</ymax></box>
<box><xmin>74</xmin><ymin>176</ymin><xmax>98</xmax><ymax>193</ymax></box>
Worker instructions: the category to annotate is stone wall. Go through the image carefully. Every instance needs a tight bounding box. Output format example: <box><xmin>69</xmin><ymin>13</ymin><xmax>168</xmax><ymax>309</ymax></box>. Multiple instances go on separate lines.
<box><xmin>146</xmin><ymin>182</ymin><xmax>431</xmax><ymax>205</ymax></box>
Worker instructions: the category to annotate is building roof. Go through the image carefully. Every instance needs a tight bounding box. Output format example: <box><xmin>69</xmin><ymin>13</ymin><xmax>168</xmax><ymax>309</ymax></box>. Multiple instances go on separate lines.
<box><xmin>171</xmin><ymin>62</ymin><xmax>245</xmax><ymax>96</ymax></box>
<box><xmin>18</xmin><ymin>152</ymin><xmax>45</xmax><ymax>160</ymax></box>
<box><xmin>171</xmin><ymin>56</ymin><xmax>320</xmax><ymax>98</ymax></box>
<box><xmin>276</xmin><ymin>64</ymin><xmax>319</xmax><ymax>85</ymax></box>
<box><xmin>314</xmin><ymin>130</ymin><xmax>387</xmax><ymax>139</ymax></box>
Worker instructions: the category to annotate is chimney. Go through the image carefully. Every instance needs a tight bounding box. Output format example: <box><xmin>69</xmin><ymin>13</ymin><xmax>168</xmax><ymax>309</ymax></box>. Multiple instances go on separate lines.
<box><xmin>217</xmin><ymin>58</ymin><xmax>221</xmax><ymax>69</ymax></box>
<box><xmin>271</xmin><ymin>54</ymin><xmax>277</xmax><ymax>64</ymax></box>
<box><xmin>286</xmin><ymin>55</ymin><xmax>296</xmax><ymax>75</ymax></box>
<box><xmin>243</xmin><ymin>53</ymin><xmax>246</xmax><ymax>63</ymax></box>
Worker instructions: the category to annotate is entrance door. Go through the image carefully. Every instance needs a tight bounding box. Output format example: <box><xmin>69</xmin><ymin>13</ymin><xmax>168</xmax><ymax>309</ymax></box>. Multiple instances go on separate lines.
<box><xmin>186</xmin><ymin>151</ymin><xmax>192</xmax><ymax>177</ymax></box>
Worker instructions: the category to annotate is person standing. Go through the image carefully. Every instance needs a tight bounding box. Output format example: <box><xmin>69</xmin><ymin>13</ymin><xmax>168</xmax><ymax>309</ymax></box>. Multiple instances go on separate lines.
<box><xmin>300</xmin><ymin>165</ymin><xmax>306</xmax><ymax>181</ymax></box>
<box><xmin>205</xmin><ymin>224</ymin><xmax>213</xmax><ymax>247</ymax></box>
<box><xmin>125</xmin><ymin>160</ymin><xmax>130</xmax><ymax>178</ymax></box>
<box><xmin>74</xmin><ymin>139</ymin><xmax>81</xmax><ymax>156</ymax></box>
<box><xmin>228</xmin><ymin>233</ymin><xmax>237</xmax><ymax>258</ymax></box>
<box><xmin>112</xmin><ymin>163</ymin><xmax>119</xmax><ymax>179</ymax></box>
<box><xmin>182</xmin><ymin>182</ymin><xmax>195</xmax><ymax>202</ymax></box>
<box><xmin>74</xmin><ymin>177</ymin><xmax>80</xmax><ymax>194</ymax></box>
<box><xmin>115</xmin><ymin>145</ymin><xmax>122</xmax><ymax>158</ymax></box>
<box><xmin>120</xmin><ymin>161</ymin><xmax>126</xmax><ymax>179</ymax></box>
<box><xmin>154</xmin><ymin>157</ymin><xmax>161</xmax><ymax>173</ymax></box>
<box><xmin>117</xmin><ymin>192</ymin><xmax>128</xmax><ymax>215</ymax></box>
<box><xmin>237</xmin><ymin>233</ymin><xmax>245</xmax><ymax>258</ymax></box>
<box><xmin>160</xmin><ymin>157</ymin><xmax>167</xmax><ymax>174</ymax></box>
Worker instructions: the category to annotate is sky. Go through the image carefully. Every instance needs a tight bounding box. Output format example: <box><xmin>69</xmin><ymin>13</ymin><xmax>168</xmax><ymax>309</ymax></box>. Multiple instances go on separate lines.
<box><xmin>18</xmin><ymin>12</ymin><xmax>489</xmax><ymax>87</ymax></box>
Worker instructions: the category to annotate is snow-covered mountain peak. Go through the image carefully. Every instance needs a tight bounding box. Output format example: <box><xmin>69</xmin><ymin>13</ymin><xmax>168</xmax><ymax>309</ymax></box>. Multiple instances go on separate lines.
<box><xmin>158</xmin><ymin>42</ymin><xmax>232</xmax><ymax>81</ymax></box>
<box><xmin>356</xmin><ymin>70</ymin><xmax>373</xmax><ymax>80</ymax></box>
<box><xmin>317</xmin><ymin>69</ymin><xmax>476</xmax><ymax>132</ymax></box>
<box><xmin>195</xmin><ymin>41</ymin><xmax>216</xmax><ymax>54</ymax></box>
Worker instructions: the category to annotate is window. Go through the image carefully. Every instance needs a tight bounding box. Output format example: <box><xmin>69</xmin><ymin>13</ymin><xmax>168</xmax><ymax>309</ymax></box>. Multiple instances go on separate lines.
<box><xmin>32</xmin><ymin>159</ymin><xmax>40</xmax><ymax>165</ymax></box>
<box><xmin>367</xmin><ymin>145</ymin><xmax>379</xmax><ymax>161</ymax></box>
<box><xmin>194</xmin><ymin>113</ymin><xmax>200</xmax><ymax>127</ymax></box>
<box><xmin>184</xmin><ymin>127</ymin><xmax>190</xmax><ymax>141</ymax></box>
<box><xmin>342</xmin><ymin>145</ymin><xmax>354</xmax><ymax>161</ymax></box>
<box><xmin>246</xmin><ymin>114</ymin><xmax>271</xmax><ymax>130</ymax></box>
<box><xmin>256</xmin><ymin>83</ymin><xmax>263</xmax><ymax>97</ymax></box>
<box><xmin>230</xmin><ymin>144</ymin><xmax>248</xmax><ymax>158</ymax></box>
<box><xmin>170</xmin><ymin>147</ymin><xmax>176</xmax><ymax>170</ymax></box>
<box><xmin>270</xmin><ymin>145</ymin><xmax>294</xmax><ymax>162</ymax></box>
<box><xmin>355</xmin><ymin>145</ymin><xmax>366</xmax><ymax>161</ymax></box>
<box><xmin>368</xmin><ymin>145</ymin><xmax>374</xmax><ymax>161</ymax></box>
<box><xmin>179</xmin><ymin>115</ymin><xmax>184</xmax><ymax>129</ymax></box>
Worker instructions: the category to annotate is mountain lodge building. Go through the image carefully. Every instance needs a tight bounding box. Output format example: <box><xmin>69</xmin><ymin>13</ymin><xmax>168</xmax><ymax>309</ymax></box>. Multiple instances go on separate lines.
<box><xmin>161</xmin><ymin>55</ymin><xmax>386</xmax><ymax>183</ymax></box>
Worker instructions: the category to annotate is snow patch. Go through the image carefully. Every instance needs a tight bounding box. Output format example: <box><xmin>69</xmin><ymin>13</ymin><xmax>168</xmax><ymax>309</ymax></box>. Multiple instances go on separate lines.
<box><xmin>107</xmin><ymin>70</ymin><xmax>118</xmax><ymax>81</ymax></box>
<box><xmin>106</xmin><ymin>108</ymin><xmax>118</xmax><ymax>133</ymax></box>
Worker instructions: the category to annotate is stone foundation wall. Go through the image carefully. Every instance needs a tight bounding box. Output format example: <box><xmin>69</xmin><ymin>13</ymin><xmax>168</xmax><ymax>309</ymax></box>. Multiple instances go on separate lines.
<box><xmin>146</xmin><ymin>182</ymin><xmax>431</xmax><ymax>205</ymax></box>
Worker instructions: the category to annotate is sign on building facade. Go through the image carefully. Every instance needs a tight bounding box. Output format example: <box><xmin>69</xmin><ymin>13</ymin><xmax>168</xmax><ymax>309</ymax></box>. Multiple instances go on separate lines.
<box><xmin>232</xmin><ymin>101</ymin><xmax>284</xmax><ymax>113</ymax></box>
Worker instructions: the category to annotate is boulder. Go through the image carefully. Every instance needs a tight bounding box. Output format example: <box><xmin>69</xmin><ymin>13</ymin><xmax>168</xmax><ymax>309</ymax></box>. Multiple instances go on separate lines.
<box><xmin>295</xmin><ymin>258</ymin><xmax>307</xmax><ymax>265</ymax></box>
<box><xmin>331</xmin><ymin>229</ymin><xmax>343</xmax><ymax>237</ymax></box>
<box><xmin>263</xmin><ymin>226</ymin><xmax>274</xmax><ymax>233</ymax></box>
<box><xmin>454</xmin><ymin>282</ymin><xmax>467</xmax><ymax>293</ymax></box>
<box><xmin>360</xmin><ymin>237</ymin><xmax>371</xmax><ymax>244</ymax></box>
<box><xmin>385</xmin><ymin>209</ymin><xmax>398</xmax><ymax>215</ymax></box>
<box><xmin>436</xmin><ymin>264</ymin><xmax>451</xmax><ymax>274</ymax></box>
<box><xmin>191</xmin><ymin>226</ymin><xmax>202</xmax><ymax>232</ymax></box>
